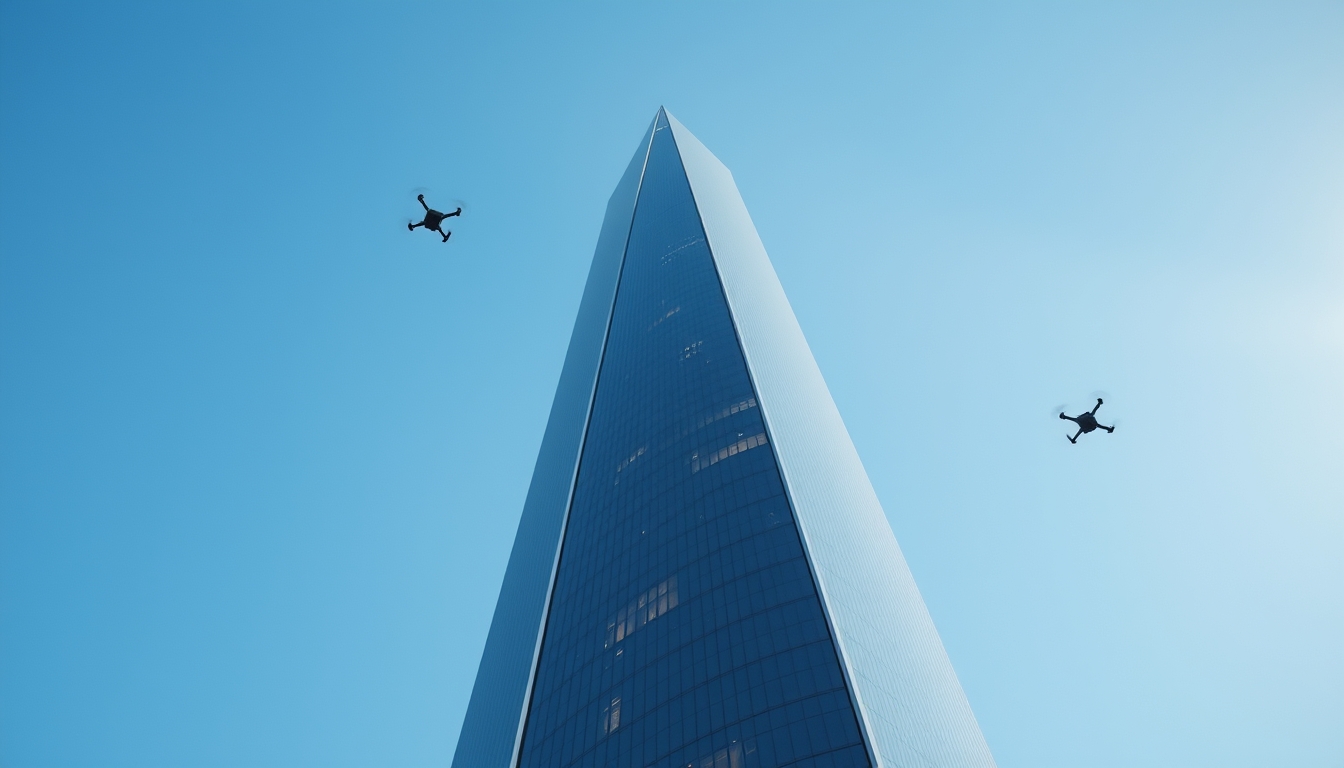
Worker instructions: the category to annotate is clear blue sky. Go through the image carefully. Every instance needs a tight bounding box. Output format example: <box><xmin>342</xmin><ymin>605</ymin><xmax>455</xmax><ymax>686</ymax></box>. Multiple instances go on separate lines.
<box><xmin>1</xmin><ymin>2</ymin><xmax>1340</xmax><ymax>766</ymax></box>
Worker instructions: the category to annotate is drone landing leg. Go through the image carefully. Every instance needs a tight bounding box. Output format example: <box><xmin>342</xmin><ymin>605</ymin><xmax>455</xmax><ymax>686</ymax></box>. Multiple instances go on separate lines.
<box><xmin>409</xmin><ymin>220</ymin><xmax>424</xmax><ymax>230</ymax></box>
<box><xmin>1070</xmin><ymin>427</ymin><xmax>1083</xmax><ymax>443</ymax></box>
<box><xmin>445</xmin><ymin>208</ymin><xmax>461</xmax><ymax>218</ymax></box>
<box><xmin>1099</xmin><ymin>424</ymin><xmax>1114</xmax><ymax>433</ymax></box>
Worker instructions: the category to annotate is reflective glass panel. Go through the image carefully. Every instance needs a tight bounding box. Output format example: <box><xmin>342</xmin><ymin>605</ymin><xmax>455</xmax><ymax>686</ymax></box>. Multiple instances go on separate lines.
<box><xmin>517</xmin><ymin>115</ymin><xmax>870</xmax><ymax>768</ymax></box>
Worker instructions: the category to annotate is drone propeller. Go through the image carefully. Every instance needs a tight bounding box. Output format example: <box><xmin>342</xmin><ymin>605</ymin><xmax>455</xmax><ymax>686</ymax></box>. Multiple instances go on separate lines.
<box><xmin>409</xmin><ymin>186</ymin><xmax>467</xmax><ymax>205</ymax></box>
<box><xmin>1052</xmin><ymin>393</ymin><xmax>1123</xmax><ymax>437</ymax></box>
<box><xmin>401</xmin><ymin>188</ymin><xmax>470</xmax><ymax>229</ymax></box>
<box><xmin>1052</xmin><ymin>391</ymin><xmax>1112</xmax><ymax>416</ymax></box>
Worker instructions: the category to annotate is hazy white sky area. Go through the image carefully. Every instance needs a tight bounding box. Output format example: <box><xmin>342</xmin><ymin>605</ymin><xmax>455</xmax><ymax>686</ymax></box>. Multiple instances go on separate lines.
<box><xmin>1</xmin><ymin>3</ymin><xmax>1340</xmax><ymax>767</ymax></box>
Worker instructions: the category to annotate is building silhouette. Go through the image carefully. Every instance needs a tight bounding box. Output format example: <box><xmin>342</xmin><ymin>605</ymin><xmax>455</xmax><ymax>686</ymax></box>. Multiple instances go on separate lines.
<box><xmin>452</xmin><ymin>109</ymin><xmax>995</xmax><ymax>768</ymax></box>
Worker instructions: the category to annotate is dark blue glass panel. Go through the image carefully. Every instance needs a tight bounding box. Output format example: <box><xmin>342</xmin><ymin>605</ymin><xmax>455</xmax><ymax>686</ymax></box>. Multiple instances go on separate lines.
<box><xmin>517</xmin><ymin>114</ymin><xmax>870</xmax><ymax>768</ymax></box>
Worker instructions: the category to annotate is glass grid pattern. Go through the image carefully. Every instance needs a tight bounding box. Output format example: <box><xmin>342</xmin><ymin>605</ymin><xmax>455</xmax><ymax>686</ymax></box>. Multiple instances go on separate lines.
<box><xmin>517</xmin><ymin>116</ymin><xmax>869</xmax><ymax>768</ymax></box>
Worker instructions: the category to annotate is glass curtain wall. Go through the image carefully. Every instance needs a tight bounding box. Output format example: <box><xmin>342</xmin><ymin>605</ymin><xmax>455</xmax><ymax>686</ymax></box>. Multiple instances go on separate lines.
<box><xmin>516</xmin><ymin>114</ymin><xmax>870</xmax><ymax>768</ymax></box>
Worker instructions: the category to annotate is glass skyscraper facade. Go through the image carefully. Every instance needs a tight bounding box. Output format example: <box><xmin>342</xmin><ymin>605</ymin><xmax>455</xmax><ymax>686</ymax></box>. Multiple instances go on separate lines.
<box><xmin>453</xmin><ymin>110</ymin><xmax>996</xmax><ymax>768</ymax></box>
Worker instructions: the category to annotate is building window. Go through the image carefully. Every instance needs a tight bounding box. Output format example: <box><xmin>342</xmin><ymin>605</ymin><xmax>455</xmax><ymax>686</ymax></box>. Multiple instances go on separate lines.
<box><xmin>687</xmin><ymin>740</ymin><xmax>753</xmax><ymax>768</ymax></box>
<box><xmin>660</xmin><ymin>236</ymin><xmax>705</xmax><ymax>266</ymax></box>
<box><xmin>604</xmin><ymin>575</ymin><xmax>679</xmax><ymax>648</ymax></box>
<box><xmin>690</xmin><ymin>432</ymin><xmax>768</xmax><ymax>473</ymax></box>
<box><xmin>601</xmin><ymin>695</ymin><xmax>621</xmax><ymax>735</ymax></box>
<box><xmin>614</xmin><ymin>444</ymin><xmax>647</xmax><ymax>484</ymax></box>
<box><xmin>691</xmin><ymin>398</ymin><xmax>758</xmax><ymax>432</ymax></box>
<box><xmin>650</xmin><ymin>305</ymin><xmax>681</xmax><ymax>329</ymax></box>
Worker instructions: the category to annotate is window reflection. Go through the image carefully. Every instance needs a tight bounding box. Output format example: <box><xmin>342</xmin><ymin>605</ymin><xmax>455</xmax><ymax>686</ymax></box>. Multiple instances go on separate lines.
<box><xmin>694</xmin><ymin>398</ymin><xmax>757</xmax><ymax>431</ymax></box>
<box><xmin>690</xmin><ymin>432</ymin><xmax>768</xmax><ymax>474</ymax></box>
<box><xmin>601</xmin><ymin>695</ymin><xmax>621</xmax><ymax>735</ymax></box>
<box><xmin>604</xmin><ymin>575</ymin><xmax>679</xmax><ymax>648</ymax></box>
<box><xmin>685</xmin><ymin>740</ymin><xmax>753</xmax><ymax>768</ymax></box>
<box><xmin>650</xmin><ymin>305</ymin><xmax>681</xmax><ymax>329</ymax></box>
<box><xmin>614</xmin><ymin>445</ymin><xmax>647</xmax><ymax>484</ymax></box>
<box><xmin>660</xmin><ymin>235</ymin><xmax>705</xmax><ymax>266</ymax></box>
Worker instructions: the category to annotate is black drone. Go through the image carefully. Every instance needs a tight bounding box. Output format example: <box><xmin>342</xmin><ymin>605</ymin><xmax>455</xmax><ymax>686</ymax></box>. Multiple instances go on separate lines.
<box><xmin>1059</xmin><ymin>398</ymin><xmax>1115</xmax><ymax>444</ymax></box>
<box><xmin>408</xmin><ymin>194</ymin><xmax>461</xmax><ymax>242</ymax></box>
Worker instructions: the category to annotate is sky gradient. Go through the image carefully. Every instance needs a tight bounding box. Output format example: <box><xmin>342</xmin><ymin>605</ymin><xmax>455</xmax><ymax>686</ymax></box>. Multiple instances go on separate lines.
<box><xmin>1</xmin><ymin>2</ymin><xmax>1341</xmax><ymax>767</ymax></box>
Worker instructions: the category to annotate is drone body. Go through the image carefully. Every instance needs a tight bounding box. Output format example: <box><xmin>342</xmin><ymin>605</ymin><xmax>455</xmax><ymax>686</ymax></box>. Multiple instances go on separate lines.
<box><xmin>408</xmin><ymin>194</ymin><xmax>461</xmax><ymax>242</ymax></box>
<box><xmin>1060</xmin><ymin>398</ymin><xmax>1114</xmax><ymax>444</ymax></box>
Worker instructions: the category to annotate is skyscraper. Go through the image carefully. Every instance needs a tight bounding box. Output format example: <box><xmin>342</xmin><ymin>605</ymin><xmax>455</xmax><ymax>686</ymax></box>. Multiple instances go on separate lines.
<box><xmin>452</xmin><ymin>109</ymin><xmax>995</xmax><ymax>768</ymax></box>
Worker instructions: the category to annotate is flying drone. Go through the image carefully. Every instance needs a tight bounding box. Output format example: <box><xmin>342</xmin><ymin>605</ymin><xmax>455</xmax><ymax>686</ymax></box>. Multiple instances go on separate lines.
<box><xmin>408</xmin><ymin>194</ymin><xmax>461</xmax><ymax>242</ymax></box>
<box><xmin>1059</xmin><ymin>398</ymin><xmax>1115</xmax><ymax>444</ymax></box>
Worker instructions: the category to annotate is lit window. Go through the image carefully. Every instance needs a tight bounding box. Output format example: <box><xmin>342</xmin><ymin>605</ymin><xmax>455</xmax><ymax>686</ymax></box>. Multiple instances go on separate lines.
<box><xmin>690</xmin><ymin>432</ymin><xmax>768</xmax><ymax>473</ymax></box>
<box><xmin>601</xmin><ymin>695</ymin><xmax>621</xmax><ymax>734</ymax></box>
<box><xmin>660</xmin><ymin>236</ymin><xmax>705</xmax><ymax>265</ymax></box>
<box><xmin>614</xmin><ymin>445</ymin><xmax>647</xmax><ymax>484</ymax></box>
<box><xmin>650</xmin><ymin>305</ymin><xmax>681</xmax><ymax>329</ymax></box>
<box><xmin>689</xmin><ymin>398</ymin><xmax>758</xmax><ymax>433</ymax></box>
<box><xmin>687</xmin><ymin>740</ymin><xmax>752</xmax><ymax>768</ymax></box>
<box><xmin>604</xmin><ymin>575</ymin><xmax>679</xmax><ymax>648</ymax></box>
